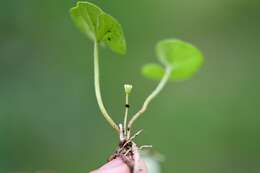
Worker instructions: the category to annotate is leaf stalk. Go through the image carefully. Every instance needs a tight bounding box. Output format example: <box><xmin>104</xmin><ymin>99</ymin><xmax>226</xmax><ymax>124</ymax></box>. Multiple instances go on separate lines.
<box><xmin>94</xmin><ymin>40</ymin><xmax>119</xmax><ymax>132</ymax></box>
<box><xmin>128</xmin><ymin>65</ymin><xmax>172</xmax><ymax>129</ymax></box>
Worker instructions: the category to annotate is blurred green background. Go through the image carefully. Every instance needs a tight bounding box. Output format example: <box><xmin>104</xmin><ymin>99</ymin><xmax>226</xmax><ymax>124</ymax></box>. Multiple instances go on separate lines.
<box><xmin>1</xmin><ymin>0</ymin><xmax>260</xmax><ymax>173</ymax></box>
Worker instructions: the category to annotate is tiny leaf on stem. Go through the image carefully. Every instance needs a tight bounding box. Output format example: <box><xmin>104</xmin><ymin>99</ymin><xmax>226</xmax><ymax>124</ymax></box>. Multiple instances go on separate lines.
<box><xmin>70</xmin><ymin>1</ymin><xmax>126</xmax><ymax>54</ymax></box>
<box><xmin>142</xmin><ymin>63</ymin><xmax>165</xmax><ymax>80</ymax></box>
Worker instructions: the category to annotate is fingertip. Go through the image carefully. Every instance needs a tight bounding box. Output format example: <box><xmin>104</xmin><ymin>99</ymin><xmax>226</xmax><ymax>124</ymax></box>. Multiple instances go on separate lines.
<box><xmin>90</xmin><ymin>158</ymin><xmax>130</xmax><ymax>173</ymax></box>
<box><xmin>90</xmin><ymin>158</ymin><xmax>147</xmax><ymax>173</ymax></box>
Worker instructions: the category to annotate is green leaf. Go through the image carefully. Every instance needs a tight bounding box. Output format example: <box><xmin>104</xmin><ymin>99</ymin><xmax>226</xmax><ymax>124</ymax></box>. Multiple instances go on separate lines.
<box><xmin>97</xmin><ymin>13</ymin><xmax>126</xmax><ymax>54</ymax></box>
<box><xmin>156</xmin><ymin>39</ymin><xmax>203</xmax><ymax>80</ymax></box>
<box><xmin>142</xmin><ymin>63</ymin><xmax>164</xmax><ymax>80</ymax></box>
<box><xmin>70</xmin><ymin>1</ymin><xmax>103</xmax><ymax>40</ymax></box>
<box><xmin>70</xmin><ymin>1</ymin><xmax>126</xmax><ymax>54</ymax></box>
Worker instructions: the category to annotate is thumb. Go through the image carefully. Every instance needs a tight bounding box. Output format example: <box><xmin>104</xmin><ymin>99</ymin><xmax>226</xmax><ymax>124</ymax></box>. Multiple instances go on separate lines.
<box><xmin>90</xmin><ymin>158</ymin><xmax>147</xmax><ymax>173</ymax></box>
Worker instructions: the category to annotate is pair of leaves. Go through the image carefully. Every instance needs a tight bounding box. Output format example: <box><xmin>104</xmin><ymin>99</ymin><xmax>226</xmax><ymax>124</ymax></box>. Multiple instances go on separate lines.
<box><xmin>142</xmin><ymin>39</ymin><xmax>204</xmax><ymax>81</ymax></box>
<box><xmin>70</xmin><ymin>1</ymin><xmax>126</xmax><ymax>54</ymax></box>
<box><xmin>70</xmin><ymin>2</ymin><xmax>203</xmax><ymax>81</ymax></box>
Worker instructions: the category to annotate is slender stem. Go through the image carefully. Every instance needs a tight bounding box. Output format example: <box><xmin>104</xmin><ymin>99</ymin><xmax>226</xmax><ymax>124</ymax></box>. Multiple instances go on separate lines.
<box><xmin>128</xmin><ymin>65</ymin><xmax>172</xmax><ymax>129</ymax></box>
<box><xmin>123</xmin><ymin>93</ymin><xmax>129</xmax><ymax>136</ymax></box>
<box><xmin>94</xmin><ymin>41</ymin><xmax>119</xmax><ymax>132</ymax></box>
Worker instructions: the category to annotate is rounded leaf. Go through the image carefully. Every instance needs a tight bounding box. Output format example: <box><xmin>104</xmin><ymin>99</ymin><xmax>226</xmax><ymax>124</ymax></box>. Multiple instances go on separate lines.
<box><xmin>70</xmin><ymin>1</ymin><xmax>127</xmax><ymax>54</ymax></box>
<box><xmin>156</xmin><ymin>39</ymin><xmax>203</xmax><ymax>80</ymax></box>
<box><xmin>97</xmin><ymin>13</ymin><xmax>126</xmax><ymax>54</ymax></box>
<box><xmin>70</xmin><ymin>1</ymin><xmax>103</xmax><ymax>40</ymax></box>
<box><xmin>142</xmin><ymin>63</ymin><xmax>164</xmax><ymax>80</ymax></box>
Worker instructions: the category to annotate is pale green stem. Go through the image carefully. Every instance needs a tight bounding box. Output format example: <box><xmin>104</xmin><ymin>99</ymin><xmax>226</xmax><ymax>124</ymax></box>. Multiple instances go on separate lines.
<box><xmin>94</xmin><ymin>41</ymin><xmax>119</xmax><ymax>132</ymax></box>
<box><xmin>128</xmin><ymin>65</ymin><xmax>172</xmax><ymax>129</ymax></box>
<box><xmin>123</xmin><ymin>93</ymin><xmax>129</xmax><ymax>136</ymax></box>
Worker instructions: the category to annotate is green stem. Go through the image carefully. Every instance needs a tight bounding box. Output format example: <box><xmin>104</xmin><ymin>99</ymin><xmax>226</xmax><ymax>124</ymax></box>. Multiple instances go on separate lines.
<box><xmin>128</xmin><ymin>65</ymin><xmax>172</xmax><ymax>129</ymax></box>
<box><xmin>94</xmin><ymin>41</ymin><xmax>119</xmax><ymax>132</ymax></box>
<box><xmin>123</xmin><ymin>93</ymin><xmax>129</xmax><ymax>136</ymax></box>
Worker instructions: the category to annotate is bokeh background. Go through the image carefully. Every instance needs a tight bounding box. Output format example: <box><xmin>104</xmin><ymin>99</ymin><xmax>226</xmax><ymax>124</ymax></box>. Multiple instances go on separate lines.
<box><xmin>1</xmin><ymin>0</ymin><xmax>260</xmax><ymax>173</ymax></box>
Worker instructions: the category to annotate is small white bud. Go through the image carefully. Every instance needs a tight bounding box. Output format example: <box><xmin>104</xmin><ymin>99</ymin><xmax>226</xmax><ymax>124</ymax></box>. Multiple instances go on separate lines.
<box><xmin>124</xmin><ymin>84</ymin><xmax>133</xmax><ymax>94</ymax></box>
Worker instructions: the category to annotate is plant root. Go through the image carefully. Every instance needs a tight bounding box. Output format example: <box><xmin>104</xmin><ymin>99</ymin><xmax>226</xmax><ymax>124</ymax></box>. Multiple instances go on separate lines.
<box><xmin>108</xmin><ymin>130</ymin><xmax>151</xmax><ymax>173</ymax></box>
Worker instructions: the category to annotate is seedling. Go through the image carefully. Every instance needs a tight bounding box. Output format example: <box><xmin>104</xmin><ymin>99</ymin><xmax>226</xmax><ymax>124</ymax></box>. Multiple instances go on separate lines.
<box><xmin>70</xmin><ymin>1</ymin><xmax>203</xmax><ymax>172</ymax></box>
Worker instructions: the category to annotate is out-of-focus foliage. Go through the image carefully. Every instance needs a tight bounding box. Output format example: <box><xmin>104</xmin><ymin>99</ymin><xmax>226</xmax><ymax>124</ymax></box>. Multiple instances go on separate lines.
<box><xmin>142</xmin><ymin>39</ymin><xmax>203</xmax><ymax>81</ymax></box>
<box><xmin>141</xmin><ymin>151</ymin><xmax>164</xmax><ymax>173</ymax></box>
<box><xmin>143</xmin><ymin>156</ymin><xmax>161</xmax><ymax>173</ymax></box>
<box><xmin>1</xmin><ymin>0</ymin><xmax>260</xmax><ymax>173</ymax></box>
<box><xmin>158</xmin><ymin>39</ymin><xmax>203</xmax><ymax>80</ymax></box>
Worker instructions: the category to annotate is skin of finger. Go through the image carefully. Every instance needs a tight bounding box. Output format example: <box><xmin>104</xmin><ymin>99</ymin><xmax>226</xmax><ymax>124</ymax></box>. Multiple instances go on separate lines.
<box><xmin>90</xmin><ymin>158</ymin><xmax>148</xmax><ymax>173</ymax></box>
